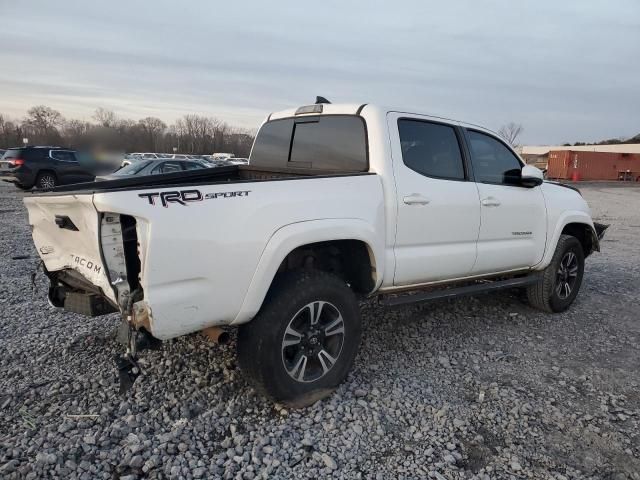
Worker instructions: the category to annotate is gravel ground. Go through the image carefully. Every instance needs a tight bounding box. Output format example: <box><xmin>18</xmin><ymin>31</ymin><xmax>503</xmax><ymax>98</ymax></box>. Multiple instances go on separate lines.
<box><xmin>0</xmin><ymin>181</ymin><xmax>639</xmax><ymax>480</ymax></box>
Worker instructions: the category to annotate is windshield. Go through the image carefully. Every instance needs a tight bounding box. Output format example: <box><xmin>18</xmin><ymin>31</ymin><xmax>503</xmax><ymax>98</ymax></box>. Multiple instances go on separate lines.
<box><xmin>114</xmin><ymin>160</ymin><xmax>151</xmax><ymax>175</ymax></box>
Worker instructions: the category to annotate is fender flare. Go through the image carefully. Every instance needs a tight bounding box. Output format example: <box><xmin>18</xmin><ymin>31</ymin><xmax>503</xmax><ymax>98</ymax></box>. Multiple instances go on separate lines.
<box><xmin>231</xmin><ymin>218</ymin><xmax>384</xmax><ymax>325</ymax></box>
<box><xmin>535</xmin><ymin>210</ymin><xmax>597</xmax><ymax>269</ymax></box>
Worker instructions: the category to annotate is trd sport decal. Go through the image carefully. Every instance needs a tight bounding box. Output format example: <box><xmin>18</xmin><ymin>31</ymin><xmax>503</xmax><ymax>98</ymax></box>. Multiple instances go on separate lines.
<box><xmin>139</xmin><ymin>189</ymin><xmax>250</xmax><ymax>207</ymax></box>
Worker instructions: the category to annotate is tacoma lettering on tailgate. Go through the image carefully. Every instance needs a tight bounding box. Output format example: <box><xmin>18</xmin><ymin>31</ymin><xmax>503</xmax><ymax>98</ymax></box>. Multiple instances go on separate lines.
<box><xmin>69</xmin><ymin>254</ymin><xmax>102</xmax><ymax>274</ymax></box>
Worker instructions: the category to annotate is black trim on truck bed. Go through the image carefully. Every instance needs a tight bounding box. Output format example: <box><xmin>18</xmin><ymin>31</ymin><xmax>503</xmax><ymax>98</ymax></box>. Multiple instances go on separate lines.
<box><xmin>30</xmin><ymin>165</ymin><xmax>376</xmax><ymax>197</ymax></box>
<box><xmin>38</xmin><ymin>165</ymin><xmax>240</xmax><ymax>194</ymax></box>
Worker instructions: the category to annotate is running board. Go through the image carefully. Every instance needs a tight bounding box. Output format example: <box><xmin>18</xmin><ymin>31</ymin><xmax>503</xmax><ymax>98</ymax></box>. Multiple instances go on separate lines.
<box><xmin>379</xmin><ymin>274</ymin><xmax>541</xmax><ymax>307</ymax></box>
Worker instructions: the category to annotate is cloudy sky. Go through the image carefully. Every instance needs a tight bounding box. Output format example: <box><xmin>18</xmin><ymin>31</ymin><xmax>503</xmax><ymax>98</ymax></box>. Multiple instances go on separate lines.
<box><xmin>1</xmin><ymin>0</ymin><xmax>638</xmax><ymax>144</ymax></box>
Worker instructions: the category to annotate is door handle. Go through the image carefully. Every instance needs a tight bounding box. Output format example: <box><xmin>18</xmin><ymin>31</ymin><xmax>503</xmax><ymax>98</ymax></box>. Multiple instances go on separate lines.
<box><xmin>481</xmin><ymin>197</ymin><xmax>501</xmax><ymax>207</ymax></box>
<box><xmin>403</xmin><ymin>194</ymin><xmax>430</xmax><ymax>205</ymax></box>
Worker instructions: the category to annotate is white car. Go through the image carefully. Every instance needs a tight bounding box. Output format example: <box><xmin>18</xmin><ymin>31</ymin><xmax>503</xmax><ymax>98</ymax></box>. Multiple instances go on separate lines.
<box><xmin>23</xmin><ymin>101</ymin><xmax>606</xmax><ymax>406</ymax></box>
<box><xmin>210</xmin><ymin>153</ymin><xmax>236</xmax><ymax>161</ymax></box>
<box><xmin>226</xmin><ymin>157</ymin><xmax>249</xmax><ymax>166</ymax></box>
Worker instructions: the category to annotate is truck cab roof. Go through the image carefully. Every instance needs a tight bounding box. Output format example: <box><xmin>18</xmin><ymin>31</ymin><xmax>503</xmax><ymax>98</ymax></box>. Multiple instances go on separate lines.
<box><xmin>268</xmin><ymin>102</ymin><xmax>501</xmax><ymax>139</ymax></box>
<box><xmin>269</xmin><ymin>103</ymin><xmax>365</xmax><ymax>121</ymax></box>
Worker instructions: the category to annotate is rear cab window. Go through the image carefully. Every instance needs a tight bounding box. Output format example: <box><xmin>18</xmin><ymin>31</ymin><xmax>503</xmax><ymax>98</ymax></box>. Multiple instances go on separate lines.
<box><xmin>250</xmin><ymin>115</ymin><xmax>368</xmax><ymax>172</ymax></box>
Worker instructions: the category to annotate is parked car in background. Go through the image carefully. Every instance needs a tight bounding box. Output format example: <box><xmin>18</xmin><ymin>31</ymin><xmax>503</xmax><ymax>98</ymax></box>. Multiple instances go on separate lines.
<box><xmin>227</xmin><ymin>157</ymin><xmax>249</xmax><ymax>165</ymax></box>
<box><xmin>123</xmin><ymin>154</ymin><xmax>222</xmax><ymax>165</ymax></box>
<box><xmin>152</xmin><ymin>154</ymin><xmax>191</xmax><ymax>160</ymax></box>
<box><xmin>121</xmin><ymin>154</ymin><xmax>138</xmax><ymax>167</ymax></box>
<box><xmin>0</xmin><ymin>146</ymin><xmax>113</xmax><ymax>189</ymax></box>
<box><xmin>122</xmin><ymin>153</ymin><xmax>179</xmax><ymax>166</ymax></box>
<box><xmin>96</xmin><ymin>158</ymin><xmax>210</xmax><ymax>181</ymax></box>
<box><xmin>211</xmin><ymin>153</ymin><xmax>235</xmax><ymax>161</ymax></box>
<box><xmin>200</xmin><ymin>157</ymin><xmax>234</xmax><ymax>168</ymax></box>
<box><xmin>128</xmin><ymin>152</ymin><xmax>161</xmax><ymax>159</ymax></box>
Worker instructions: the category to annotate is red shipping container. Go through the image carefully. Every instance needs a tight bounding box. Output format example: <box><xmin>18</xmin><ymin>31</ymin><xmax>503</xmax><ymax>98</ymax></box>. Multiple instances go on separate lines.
<box><xmin>547</xmin><ymin>150</ymin><xmax>640</xmax><ymax>181</ymax></box>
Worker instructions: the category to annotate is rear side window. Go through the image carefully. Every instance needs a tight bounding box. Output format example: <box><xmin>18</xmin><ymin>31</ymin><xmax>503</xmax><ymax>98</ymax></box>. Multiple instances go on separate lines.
<box><xmin>2</xmin><ymin>149</ymin><xmax>22</xmax><ymax>160</ymax></box>
<box><xmin>250</xmin><ymin>115</ymin><xmax>368</xmax><ymax>171</ymax></box>
<box><xmin>151</xmin><ymin>161</ymin><xmax>182</xmax><ymax>174</ymax></box>
<box><xmin>249</xmin><ymin>119</ymin><xmax>293</xmax><ymax>168</ymax></box>
<box><xmin>182</xmin><ymin>161</ymin><xmax>206</xmax><ymax>170</ymax></box>
<box><xmin>50</xmin><ymin>150</ymin><xmax>76</xmax><ymax>162</ymax></box>
<box><xmin>398</xmin><ymin>119</ymin><xmax>465</xmax><ymax>180</ymax></box>
<box><xmin>114</xmin><ymin>161</ymin><xmax>151</xmax><ymax>175</ymax></box>
<box><xmin>466</xmin><ymin>130</ymin><xmax>522</xmax><ymax>185</ymax></box>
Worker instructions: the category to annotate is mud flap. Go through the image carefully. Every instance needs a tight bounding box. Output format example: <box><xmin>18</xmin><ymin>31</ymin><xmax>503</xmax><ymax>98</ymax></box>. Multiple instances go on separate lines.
<box><xmin>30</xmin><ymin>260</ymin><xmax>44</xmax><ymax>291</ymax></box>
<box><xmin>587</xmin><ymin>222</ymin><xmax>609</xmax><ymax>256</ymax></box>
<box><xmin>594</xmin><ymin>222</ymin><xmax>609</xmax><ymax>240</ymax></box>
<box><xmin>115</xmin><ymin>354</ymin><xmax>141</xmax><ymax>395</ymax></box>
<box><xmin>114</xmin><ymin>322</ymin><xmax>161</xmax><ymax>394</ymax></box>
<box><xmin>115</xmin><ymin>323</ymin><xmax>141</xmax><ymax>395</ymax></box>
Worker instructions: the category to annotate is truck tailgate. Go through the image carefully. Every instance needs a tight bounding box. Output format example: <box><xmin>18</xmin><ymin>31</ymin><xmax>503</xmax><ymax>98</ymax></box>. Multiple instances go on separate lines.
<box><xmin>23</xmin><ymin>194</ymin><xmax>115</xmax><ymax>303</ymax></box>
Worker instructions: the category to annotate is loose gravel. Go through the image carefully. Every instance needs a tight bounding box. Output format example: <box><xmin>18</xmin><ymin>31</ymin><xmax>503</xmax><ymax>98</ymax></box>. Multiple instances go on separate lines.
<box><xmin>1</xmin><ymin>181</ymin><xmax>639</xmax><ymax>479</ymax></box>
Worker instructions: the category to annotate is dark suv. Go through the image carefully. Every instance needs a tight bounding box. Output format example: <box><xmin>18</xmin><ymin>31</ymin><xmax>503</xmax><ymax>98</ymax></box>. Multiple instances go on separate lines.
<box><xmin>0</xmin><ymin>147</ymin><xmax>97</xmax><ymax>189</ymax></box>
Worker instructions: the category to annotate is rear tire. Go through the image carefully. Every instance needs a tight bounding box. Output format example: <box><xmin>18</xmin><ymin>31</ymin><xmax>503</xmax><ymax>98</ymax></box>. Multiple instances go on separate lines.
<box><xmin>527</xmin><ymin>234</ymin><xmax>584</xmax><ymax>313</ymax></box>
<box><xmin>35</xmin><ymin>171</ymin><xmax>57</xmax><ymax>189</ymax></box>
<box><xmin>237</xmin><ymin>270</ymin><xmax>361</xmax><ymax>407</ymax></box>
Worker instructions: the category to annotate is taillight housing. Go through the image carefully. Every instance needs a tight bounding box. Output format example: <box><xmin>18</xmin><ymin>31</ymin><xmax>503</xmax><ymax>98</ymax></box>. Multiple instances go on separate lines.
<box><xmin>11</xmin><ymin>158</ymin><xmax>25</xmax><ymax>167</ymax></box>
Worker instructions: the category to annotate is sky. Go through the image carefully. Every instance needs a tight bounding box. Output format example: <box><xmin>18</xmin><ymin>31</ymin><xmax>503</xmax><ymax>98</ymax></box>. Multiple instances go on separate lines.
<box><xmin>0</xmin><ymin>0</ymin><xmax>638</xmax><ymax>144</ymax></box>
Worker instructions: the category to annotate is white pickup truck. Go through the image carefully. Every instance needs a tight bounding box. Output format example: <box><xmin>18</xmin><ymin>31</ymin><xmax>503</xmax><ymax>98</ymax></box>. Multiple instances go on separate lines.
<box><xmin>24</xmin><ymin>100</ymin><xmax>606</xmax><ymax>406</ymax></box>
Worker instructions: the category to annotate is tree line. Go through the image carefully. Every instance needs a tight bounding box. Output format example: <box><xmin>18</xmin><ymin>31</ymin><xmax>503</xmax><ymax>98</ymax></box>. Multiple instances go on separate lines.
<box><xmin>0</xmin><ymin>106</ymin><xmax>256</xmax><ymax>157</ymax></box>
<box><xmin>563</xmin><ymin>133</ymin><xmax>640</xmax><ymax>147</ymax></box>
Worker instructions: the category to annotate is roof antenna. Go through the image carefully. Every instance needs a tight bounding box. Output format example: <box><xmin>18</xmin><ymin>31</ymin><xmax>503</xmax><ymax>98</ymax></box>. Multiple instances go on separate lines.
<box><xmin>315</xmin><ymin>96</ymin><xmax>331</xmax><ymax>104</ymax></box>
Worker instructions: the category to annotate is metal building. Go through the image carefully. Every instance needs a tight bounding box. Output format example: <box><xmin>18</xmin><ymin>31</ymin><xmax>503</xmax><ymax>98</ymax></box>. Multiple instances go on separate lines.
<box><xmin>547</xmin><ymin>150</ymin><xmax>640</xmax><ymax>181</ymax></box>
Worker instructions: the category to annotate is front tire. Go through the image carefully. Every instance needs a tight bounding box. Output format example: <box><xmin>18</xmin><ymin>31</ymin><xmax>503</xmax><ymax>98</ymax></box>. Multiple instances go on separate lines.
<box><xmin>238</xmin><ymin>271</ymin><xmax>361</xmax><ymax>407</ymax></box>
<box><xmin>527</xmin><ymin>234</ymin><xmax>585</xmax><ymax>313</ymax></box>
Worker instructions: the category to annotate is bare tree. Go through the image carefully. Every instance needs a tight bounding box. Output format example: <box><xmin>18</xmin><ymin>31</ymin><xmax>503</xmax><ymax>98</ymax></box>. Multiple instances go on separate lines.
<box><xmin>498</xmin><ymin>122</ymin><xmax>524</xmax><ymax>148</ymax></box>
<box><xmin>93</xmin><ymin>108</ymin><xmax>118</xmax><ymax>128</ymax></box>
<box><xmin>0</xmin><ymin>105</ymin><xmax>255</xmax><ymax>155</ymax></box>
<box><xmin>0</xmin><ymin>114</ymin><xmax>20</xmax><ymax>148</ymax></box>
<box><xmin>178</xmin><ymin>114</ymin><xmax>216</xmax><ymax>153</ymax></box>
<box><xmin>25</xmin><ymin>105</ymin><xmax>63</xmax><ymax>131</ymax></box>
<box><xmin>0</xmin><ymin>114</ymin><xmax>9</xmax><ymax>146</ymax></box>
<box><xmin>138</xmin><ymin>117</ymin><xmax>167</xmax><ymax>151</ymax></box>
<box><xmin>63</xmin><ymin>119</ymin><xmax>93</xmax><ymax>148</ymax></box>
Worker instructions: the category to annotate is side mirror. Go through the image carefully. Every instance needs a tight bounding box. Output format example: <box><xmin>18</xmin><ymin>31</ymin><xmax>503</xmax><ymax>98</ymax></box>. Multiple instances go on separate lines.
<box><xmin>521</xmin><ymin>164</ymin><xmax>544</xmax><ymax>187</ymax></box>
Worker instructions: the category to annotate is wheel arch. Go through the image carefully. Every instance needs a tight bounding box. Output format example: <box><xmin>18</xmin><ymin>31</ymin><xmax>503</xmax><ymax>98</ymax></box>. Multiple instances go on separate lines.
<box><xmin>536</xmin><ymin>211</ymin><xmax>600</xmax><ymax>269</ymax></box>
<box><xmin>35</xmin><ymin>169</ymin><xmax>58</xmax><ymax>184</ymax></box>
<box><xmin>232</xmin><ymin>218</ymin><xmax>384</xmax><ymax>325</ymax></box>
<box><xmin>36</xmin><ymin>169</ymin><xmax>57</xmax><ymax>178</ymax></box>
<box><xmin>561</xmin><ymin>222</ymin><xmax>599</xmax><ymax>257</ymax></box>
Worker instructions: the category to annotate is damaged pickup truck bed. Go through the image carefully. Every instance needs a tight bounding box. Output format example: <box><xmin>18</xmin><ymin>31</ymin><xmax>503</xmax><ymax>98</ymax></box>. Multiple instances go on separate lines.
<box><xmin>24</xmin><ymin>100</ymin><xmax>607</xmax><ymax>406</ymax></box>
